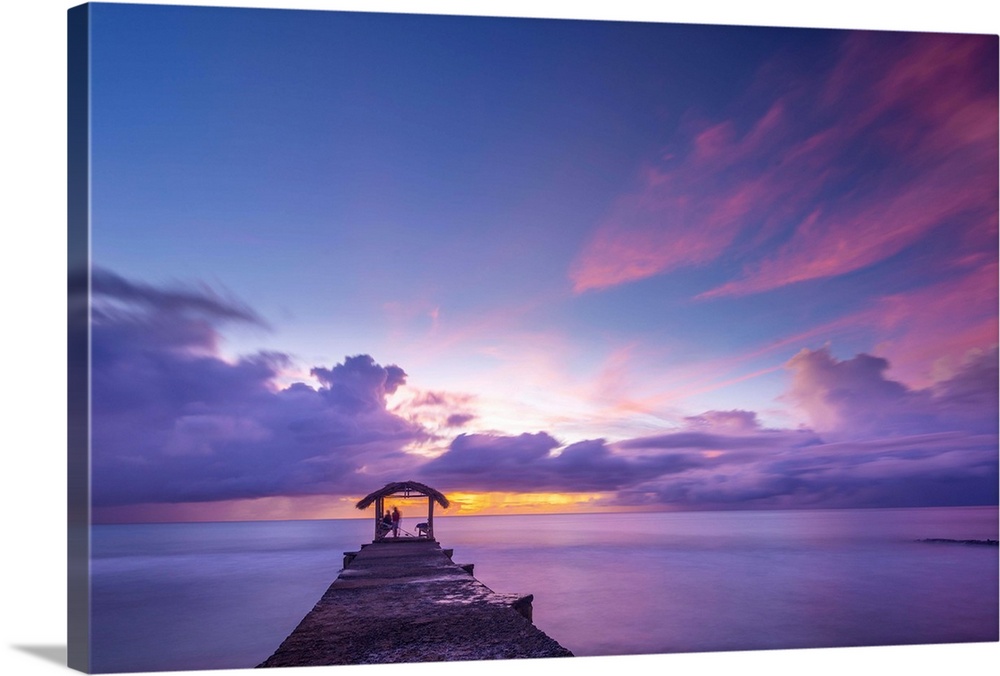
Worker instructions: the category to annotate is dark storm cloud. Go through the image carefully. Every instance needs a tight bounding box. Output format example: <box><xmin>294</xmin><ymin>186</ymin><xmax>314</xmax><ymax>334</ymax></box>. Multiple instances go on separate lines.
<box><xmin>617</xmin><ymin>429</ymin><xmax>820</xmax><ymax>452</ymax></box>
<box><xmin>611</xmin><ymin>431</ymin><xmax>998</xmax><ymax>510</ymax></box>
<box><xmin>310</xmin><ymin>356</ymin><xmax>409</xmax><ymax>413</ymax></box>
<box><xmin>88</xmin><ymin>270</ymin><xmax>427</xmax><ymax>508</ymax></box>
<box><xmin>420</xmin><ymin>433</ymin><xmax>705</xmax><ymax>493</ymax></box>
<box><xmin>606</xmin><ymin>350</ymin><xmax>998</xmax><ymax>510</ymax></box>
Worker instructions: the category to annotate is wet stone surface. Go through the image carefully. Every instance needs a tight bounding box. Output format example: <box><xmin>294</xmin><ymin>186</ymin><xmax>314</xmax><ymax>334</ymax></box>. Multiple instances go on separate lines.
<box><xmin>257</xmin><ymin>540</ymin><xmax>573</xmax><ymax>667</ymax></box>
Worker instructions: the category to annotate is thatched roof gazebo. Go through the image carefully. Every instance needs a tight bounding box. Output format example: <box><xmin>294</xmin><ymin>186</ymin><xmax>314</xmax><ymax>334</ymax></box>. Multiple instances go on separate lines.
<box><xmin>355</xmin><ymin>481</ymin><xmax>450</xmax><ymax>542</ymax></box>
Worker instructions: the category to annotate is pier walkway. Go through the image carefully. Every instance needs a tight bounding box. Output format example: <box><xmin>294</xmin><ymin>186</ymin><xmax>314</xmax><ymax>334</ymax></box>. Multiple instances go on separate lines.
<box><xmin>257</xmin><ymin>539</ymin><xmax>573</xmax><ymax>667</ymax></box>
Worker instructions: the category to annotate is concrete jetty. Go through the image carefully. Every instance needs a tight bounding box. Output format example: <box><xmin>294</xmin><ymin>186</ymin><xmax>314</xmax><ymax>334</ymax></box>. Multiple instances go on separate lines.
<box><xmin>257</xmin><ymin>538</ymin><xmax>573</xmax><ymax>667</ymax></box>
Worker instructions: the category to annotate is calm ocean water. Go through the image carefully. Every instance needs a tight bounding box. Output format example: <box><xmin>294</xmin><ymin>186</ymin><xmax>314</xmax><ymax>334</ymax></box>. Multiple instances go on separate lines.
<box><xmin>89</xmin><ymin>507</ymin><xmax>999</xmax><ymax>673</ymax></box>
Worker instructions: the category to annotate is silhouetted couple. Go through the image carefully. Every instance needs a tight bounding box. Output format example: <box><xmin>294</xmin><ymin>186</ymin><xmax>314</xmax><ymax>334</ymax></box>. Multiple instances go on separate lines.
<box><xmin>381</xmin><ymin>506</ymin><xmax>402</xmax><ymax>537</ymax></box>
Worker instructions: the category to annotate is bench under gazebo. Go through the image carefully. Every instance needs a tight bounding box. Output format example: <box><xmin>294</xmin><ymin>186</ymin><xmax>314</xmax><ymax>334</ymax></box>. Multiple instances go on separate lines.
<box><xmin>355</xmin><ymin>481</ymin><xmax>450</xmax><ymax>542</ymax></box>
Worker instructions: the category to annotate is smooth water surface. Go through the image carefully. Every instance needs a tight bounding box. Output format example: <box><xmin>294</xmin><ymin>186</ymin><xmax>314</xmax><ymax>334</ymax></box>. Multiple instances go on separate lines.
<box><xmin>90</xmin><ymin>507</ymin><xmax>998</xmax><ymax>672</ymax></box>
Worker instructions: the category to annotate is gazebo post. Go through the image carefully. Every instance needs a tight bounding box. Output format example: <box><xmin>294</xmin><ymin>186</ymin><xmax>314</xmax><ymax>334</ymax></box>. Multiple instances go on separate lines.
<box><xmin>427</xmin><ymin>497</ymin><xmax>434</xmax><ymax>540</ymax></box>
<box><xmin>374</xmin><ymin>496</ymin><xmax>383</xmax><ymax>540</ymax></box>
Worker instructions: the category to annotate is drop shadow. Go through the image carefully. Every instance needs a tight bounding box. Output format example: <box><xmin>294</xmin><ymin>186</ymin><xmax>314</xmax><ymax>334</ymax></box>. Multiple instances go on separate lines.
<box><xmin>11</xmin><ymin>644</ymin><xmax>68</xmax><ymax>667</ymax></box>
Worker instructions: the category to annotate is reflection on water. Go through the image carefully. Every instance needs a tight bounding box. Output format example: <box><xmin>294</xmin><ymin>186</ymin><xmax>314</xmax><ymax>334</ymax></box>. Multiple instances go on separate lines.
<box><xmin>90</xmin><ymin>507</ymin><xmax>998</xmax><ymax>672</ymax></box>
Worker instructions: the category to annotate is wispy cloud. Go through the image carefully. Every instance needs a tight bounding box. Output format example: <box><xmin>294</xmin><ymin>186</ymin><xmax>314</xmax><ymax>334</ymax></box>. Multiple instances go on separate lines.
<box><xmin>569</xmin><ymin>32</ymin><xmax>997</xmax><ymax>298</ymax></box>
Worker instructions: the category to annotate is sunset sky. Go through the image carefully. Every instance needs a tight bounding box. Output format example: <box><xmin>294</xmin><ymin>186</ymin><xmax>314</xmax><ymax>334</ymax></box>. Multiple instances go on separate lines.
<box><xmin>81</xmin><ymin>3</ymin><xmax>998</xmax><ymax>523</ymax></box>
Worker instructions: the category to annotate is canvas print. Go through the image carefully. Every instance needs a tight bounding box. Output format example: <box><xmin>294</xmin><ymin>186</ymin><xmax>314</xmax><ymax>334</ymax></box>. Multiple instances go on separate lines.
<box><xmin>67</xmin><ymin>2</ymin><xmax>999</xmax><ymax>674</ymax></box>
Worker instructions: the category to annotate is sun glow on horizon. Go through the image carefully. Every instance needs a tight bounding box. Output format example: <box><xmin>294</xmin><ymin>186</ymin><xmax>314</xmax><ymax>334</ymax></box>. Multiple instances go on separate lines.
<box><xmin>442</xmin><ymin>491</ymin><xmax>617</xmax><ymax>515</ymax></box>
<box><xmin>91</xmin><ymin>490</ymin><xmax>652</xmax><ymax>524</ymax></box>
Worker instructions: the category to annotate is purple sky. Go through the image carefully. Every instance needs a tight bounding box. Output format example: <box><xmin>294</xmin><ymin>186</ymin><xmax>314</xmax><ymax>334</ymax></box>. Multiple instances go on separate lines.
<box><xmin>82</xmin><ymin>4</ymin><xmax>998</xmax><ymax>522</ymax></box>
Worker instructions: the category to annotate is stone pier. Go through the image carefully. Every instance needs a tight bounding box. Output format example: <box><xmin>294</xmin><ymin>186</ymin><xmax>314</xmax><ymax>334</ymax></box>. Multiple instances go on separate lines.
<box><xmin>257</xmin><ymin>539</ymin><xmax>573</xmax><ymax>667</ymax></box>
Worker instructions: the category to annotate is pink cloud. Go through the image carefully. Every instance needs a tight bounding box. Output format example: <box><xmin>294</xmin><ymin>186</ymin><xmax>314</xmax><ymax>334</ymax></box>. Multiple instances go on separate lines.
<box><xmin>823</xmin><ymin>32</ymin><xmax>998</xmax><ymax>156</ymax></box>
<box><xmin>591</xmin><ymin>251</ymin><xmax>996</xmax><ymax>421</ymax></box>
<box><xmin>763</xmin><ymin>259</ymin><xmax>1000</xmax><ymax>389</ymax></box>
<box><xmin>702</xmin><ymin>170</ymin><xmax>995</xmax><ymax>298</ymax></box>
<box><xmin>683</xmin><ymin>409</ymin><xmax>760</xmax><ymax>434</ymax></box>
<box><xmin>785</xmin><ymin>347</ymin><xmax>914</xmax><ymax>437</ymax></box>
<box><xmin>391</xmin><ymin>388</ymin><xmax>479</xmax><ymax>434</ymax></box>
<box><xmin>570</xmin><ymin>32</ymin><xmax>997</xmax><ymax>297</ymax></box>
<box><xmin>868</xmin><ymin>261</ymin><xmax>999</xmax><ymax>386</ymax></box>
<box><xmin>569</xmin><ymin>335</ymin><xmax>785</xmax><ymax>421</ymax></box>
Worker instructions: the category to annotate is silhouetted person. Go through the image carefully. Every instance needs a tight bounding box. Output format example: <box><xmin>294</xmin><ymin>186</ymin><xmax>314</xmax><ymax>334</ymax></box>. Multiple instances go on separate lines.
<box><xmin>380</xmin><ymin>510</ymin><xmax>392</xmax><ymax>538</ymax></box>
<box><xmin>391</xmin><ymin>506</ymin><xmax>401</xmax><ymax>537</ymax></box>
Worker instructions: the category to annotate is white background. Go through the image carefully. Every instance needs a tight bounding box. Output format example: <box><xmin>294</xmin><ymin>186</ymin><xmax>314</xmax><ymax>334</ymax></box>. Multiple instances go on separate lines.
<box><xmin>1</xmin><ymin>2</ymin><xmax>997</xmax><ymax>676</ymax></box>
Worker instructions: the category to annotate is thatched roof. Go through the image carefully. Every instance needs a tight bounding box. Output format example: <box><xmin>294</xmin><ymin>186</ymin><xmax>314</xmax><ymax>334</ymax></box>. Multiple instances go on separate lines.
<box><xmin>355</xmin><ymin>481</ymin><xmax>450</xmax><ymax>510</ymax></box>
